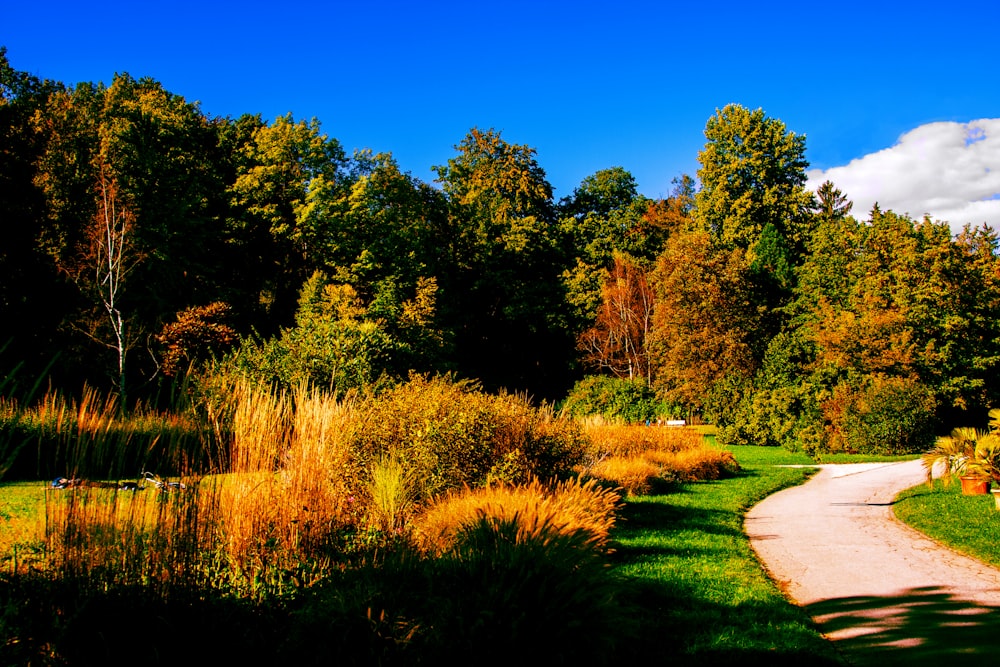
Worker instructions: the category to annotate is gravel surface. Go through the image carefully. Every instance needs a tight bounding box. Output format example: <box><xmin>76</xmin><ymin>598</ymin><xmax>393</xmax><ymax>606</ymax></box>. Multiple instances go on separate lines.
<box><xmin>745</xmin><ymin>459</ymin><xmax>1000</xmax><ymax>665</ymax></box>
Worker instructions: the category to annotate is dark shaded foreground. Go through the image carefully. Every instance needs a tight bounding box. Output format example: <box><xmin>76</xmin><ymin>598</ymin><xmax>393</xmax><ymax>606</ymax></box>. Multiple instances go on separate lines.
<box><xmin>807</xmin><ymin>586</ymin><xmax>1000</xmax><ymax>666</ymax></box>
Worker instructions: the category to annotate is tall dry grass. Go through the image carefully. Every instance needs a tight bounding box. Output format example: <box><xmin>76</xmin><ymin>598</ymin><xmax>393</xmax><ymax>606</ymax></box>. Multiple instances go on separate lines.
<box><xmin>22</xmin><ymin>374</ymin><xmax>605</xmax><ymax>600</ymax></box>
<box><xmin>578</xmin><ymin>420</ymin><xmax>740</xmax><ymax>495</ymax></box>
<box><xmin>410</xmin><ymin>477</ymin><xmax>621</xmax><ymax>555</ymax></box>
<box><xmin>25</xmin><ymin>378</ymin><xmax>360</xmax><ymax>598</ymax></box>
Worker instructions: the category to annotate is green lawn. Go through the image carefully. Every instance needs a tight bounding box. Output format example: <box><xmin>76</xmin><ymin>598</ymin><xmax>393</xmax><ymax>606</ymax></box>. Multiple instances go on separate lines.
<box><xmin>893</xmin><ymin>479</ymin><xmax>1000</xmax><ymax>569</ymax></box>
<box><xmin>612</xmin><ymin>444</ymin><xmax>845</xmax><ymax>664</ymax></box>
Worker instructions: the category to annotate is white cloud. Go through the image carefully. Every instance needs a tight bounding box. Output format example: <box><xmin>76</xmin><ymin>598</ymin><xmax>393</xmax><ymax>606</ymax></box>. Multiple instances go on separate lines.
<box><xmin>806</xmin><ymin>119</ymin><xmax>1000</xmax><ymax>233</ymax></box>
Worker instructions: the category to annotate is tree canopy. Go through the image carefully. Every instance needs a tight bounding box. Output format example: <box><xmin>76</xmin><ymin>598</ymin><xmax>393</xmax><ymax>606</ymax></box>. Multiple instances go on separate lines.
<box><xmin>1</xmin><ymin>50</ymin><xmax>998</xmax><ymax>450</ymax></box>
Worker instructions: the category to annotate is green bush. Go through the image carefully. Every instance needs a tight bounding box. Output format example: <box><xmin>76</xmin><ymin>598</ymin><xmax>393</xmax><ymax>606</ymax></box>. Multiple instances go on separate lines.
<box><xmin>222</xmin><ymin>272</ymin><xmax>447</xmax><ymax>394</ymax></box>
<box><xmin>350</xmin><ymin>375</ymin><xmax>586</xmax><ymax>501</ymax></box>
<box><xmin>560</xmin><ymin>375</ymin><xmax>667</xmax><ymax>423</ymax></box>
<box><xmin>829</xmin><ymin>376</ymin><xmax>938</xmax><ymax>455</ymax></box>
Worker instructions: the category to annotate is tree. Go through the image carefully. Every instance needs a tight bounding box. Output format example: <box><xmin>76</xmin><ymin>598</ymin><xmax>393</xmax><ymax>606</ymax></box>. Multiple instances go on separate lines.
<box><xmin>814</xmin><ymin>179</ymin><xmax>853</xmax><ymax>219</ymax></box>
<box><xmin>639</xmin><ymin>174</ymin><xmax>696</xmax><ymax>240</ymax></box>
<box><xmin>792</xmin><ymin>182</ymin><xmax>859</xmax><ymax>317</ymax></box>
<box><xmin>229</xmin><ymin>113</ymin><xmax>352</xmax><ymax>321</ymax></box>
<box><xmin>332</xmin><ymin>151</ymin><xmax>448</xmax><ymax>294</ymax></box>
<box><xmin>558</xmin><ymin>166</ymin><xmax>639</xmax><ymax>220</ymax></box>
<box><xmin>695</xmin><ymin>104</ymin><xmax>813</xmax><ymax>253</ymax></box>
<box><xmin>0</xmin><ymin>49</ymin><xmax>69</xmax><ymax>381</ymax></box>
<box><xmin>649</xmin><ymin>230</ymin><xmax>760</xmax><ymax>411</ymax></box>
<box><xmin>30</xmin><ymin>73</ymin><xmax>235</xmax><ymax>389</ymax></box>
<box><xmin>156</xmin><ymin>302</ymin><xmax>236</xmax><ymax>377</ymax></box>
<box><xmin>228</xmin><ymin>271</ymin><xmax>446</xmax><ymax>393</ymax></box>
<box><xmin>88</xmin><ymin>169</ymin><xmax>138</xmax><ymax>399</ymax></box>
<box><xmin>577</xmin><ymin>254</ymin><xmax>654</xmax><ymax>382</ymax></box>
<box><xmin>432</xmin><ymin>128</ymin><xmax>570</xmax><ymax>397</ymax></box>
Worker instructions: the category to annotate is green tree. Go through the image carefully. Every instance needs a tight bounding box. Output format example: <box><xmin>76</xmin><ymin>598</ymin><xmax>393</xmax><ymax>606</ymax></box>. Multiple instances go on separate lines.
<box><xmin>695</xmin><ymin>104</ymin><xmax>813</xmax><ymax>254</ymax></box>
<box><xmin>229</xmin><ymin>271</ymin><xmax>446</xmax><ymax>393</ymax></box>
<box><xmin>433</xmin><ymin>128</ymin><xmax>570</xmax><ymax>397</ymax></box>
<box><xmin>331</xmin><ymin>151</ymin><xmax>448</xmax><ymax>294</ymax></box>
<box><xmin>229</xmin><ymin>113</ymin><xmax>353</xmax><ymax>321</ymax></box>
<box><xmin>559</xmin><ymin>166</ymin><xmax>640</xmax><ymax>220</ymax></box>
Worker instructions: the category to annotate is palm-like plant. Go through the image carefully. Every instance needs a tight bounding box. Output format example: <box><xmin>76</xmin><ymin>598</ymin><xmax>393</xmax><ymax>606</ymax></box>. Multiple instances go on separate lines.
<box><xmin>922</xmin><ymin>427</ymin><xmax>980</xmax><ymax>485</ymax></box>
<box><xmin>922</xmin><ymin>416</ymin><xmax>1000</xmax><ymax>486</ymax></box>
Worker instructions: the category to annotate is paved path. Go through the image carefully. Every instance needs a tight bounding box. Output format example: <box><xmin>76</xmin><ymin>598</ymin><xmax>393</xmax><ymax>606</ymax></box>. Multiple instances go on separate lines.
<box><xmin>745</xmin><ymin>459</ymin><xmax>1000</xmax><ymax>665</ymax></box>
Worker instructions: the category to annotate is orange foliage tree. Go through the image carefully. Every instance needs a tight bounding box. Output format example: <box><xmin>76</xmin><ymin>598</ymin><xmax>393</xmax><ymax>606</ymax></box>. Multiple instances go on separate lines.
<box><xmin>577</xmin><ymin>254</ymin><xmax>654</xmax><ymax>382</ymax></box>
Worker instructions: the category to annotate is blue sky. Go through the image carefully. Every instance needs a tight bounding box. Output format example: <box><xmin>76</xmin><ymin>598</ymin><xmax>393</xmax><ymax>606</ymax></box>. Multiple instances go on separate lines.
<box><xmin>4</xmin><ymin>1</ymin><xmax>999</xmax><ymax>227</ymax></box>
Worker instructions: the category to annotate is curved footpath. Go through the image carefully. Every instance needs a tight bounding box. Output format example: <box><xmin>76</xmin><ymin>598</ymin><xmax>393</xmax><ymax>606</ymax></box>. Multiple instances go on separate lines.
<box><xmin>745</xmin><ymin>459</ymin><xmax>1000</xmax><ymax>665</ymax></box>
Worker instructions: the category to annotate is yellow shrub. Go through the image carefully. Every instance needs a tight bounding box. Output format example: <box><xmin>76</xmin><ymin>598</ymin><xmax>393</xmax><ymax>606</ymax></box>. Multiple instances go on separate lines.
<box><xmin>644</xmin><ymin>448</ymin><xmax>740</xmax><ymax>482</ymax></box>
<box><xmin>581</xmin><ymin>421</ymin><xmax>706</xmax><ymax>457</ymax></box>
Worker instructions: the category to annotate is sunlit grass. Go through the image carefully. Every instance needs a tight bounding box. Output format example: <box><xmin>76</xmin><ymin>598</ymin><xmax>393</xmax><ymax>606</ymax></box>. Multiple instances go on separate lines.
<box><xmin>0</xmin><ymin>482</ymin><xmax>47</xmax><ymax>571</ymax></box>
<box><xmin>612</xmin><ymin>444</ymin><xmax>845</xmax><ymax>663</ymax></box>
<box><xmin>894</xmin><ymin>478</ymin><xmax>1000</xmax><ymax>568</ymax></box>
<box><xmin>411</xmin><ymin>477</ymin><xmax>621</xmax><ymax>555</ymax></box>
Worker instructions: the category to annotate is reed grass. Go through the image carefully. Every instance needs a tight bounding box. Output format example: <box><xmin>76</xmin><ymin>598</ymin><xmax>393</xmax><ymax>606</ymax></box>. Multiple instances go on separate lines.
<box><xmin>366</xmin><ymin>453</ymin><xmax>416</xmax><ymax>534</ymax></box>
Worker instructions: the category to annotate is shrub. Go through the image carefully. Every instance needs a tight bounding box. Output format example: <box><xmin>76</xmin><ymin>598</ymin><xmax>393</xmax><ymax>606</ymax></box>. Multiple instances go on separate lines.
<box><xmin>349</xmin><ymin>375</ymin><xmax>587</xmax><ymax>502</ymax></box>
<box><xmin>577</xmin><ymin>422</ymin><xmax>740</xmax><ymax>495</ymax></box>
<box><xmin>560</xmin><ymin>375</ymin><xmax>667</xmax><ymax>423</ymax></box>
<box><xmin>825</xmin><ymin>376</ymin><xmax>938</xmax><ymax>455</ymax></box>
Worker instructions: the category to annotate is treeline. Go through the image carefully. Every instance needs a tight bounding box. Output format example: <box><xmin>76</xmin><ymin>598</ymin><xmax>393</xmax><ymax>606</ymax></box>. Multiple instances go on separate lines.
<box><xmin>2</xmin><ymin>49</ymin><xmax>998</xmax><ymax>452</ymax></box>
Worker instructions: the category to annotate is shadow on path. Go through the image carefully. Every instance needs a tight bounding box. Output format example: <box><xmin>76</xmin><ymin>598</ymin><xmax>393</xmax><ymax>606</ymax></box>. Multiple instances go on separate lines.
<box><xmin>807</xmin><ymin>586</ymin><xmax>1000</xmax><ymax>666</ymax></box>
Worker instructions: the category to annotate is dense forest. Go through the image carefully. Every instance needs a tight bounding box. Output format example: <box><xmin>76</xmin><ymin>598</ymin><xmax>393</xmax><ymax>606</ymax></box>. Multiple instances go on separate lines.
<box><xmin>2</xmin><ymin>48</ymin><xmax>999</xmax><ymax>454</ymax></box>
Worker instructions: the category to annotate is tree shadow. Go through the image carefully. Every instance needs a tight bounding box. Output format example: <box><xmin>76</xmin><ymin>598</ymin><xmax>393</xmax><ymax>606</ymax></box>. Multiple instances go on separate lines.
<box><xmin>807</xmin><ymin>586</ymin><xmax>1000</xmax><ymax>666</ymax></box>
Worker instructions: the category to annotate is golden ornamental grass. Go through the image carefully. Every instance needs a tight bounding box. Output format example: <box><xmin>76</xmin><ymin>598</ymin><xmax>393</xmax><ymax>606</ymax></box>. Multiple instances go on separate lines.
<box><xmin>586</xmin><ymin>456</ymin><xmax>662</xmax><ymax>496</ymax></box>
<box><xmin>410</xmin><ymin>477</ymin><xmax>621</xmax><ymax>555</ymax></box>
<box><xmin>644</xmin><ymin>447</ymin><xmax>739</xmax><ymax>482</ymax></box>
<box><xmin>578</xmin><ymin>422</ymin><xmax>740</xmax><ymax>495</ymax></box>
<box><xmin>581</xmin><ymin>421</ymin><xmax>707</xmax><ymax>457</ymax></box>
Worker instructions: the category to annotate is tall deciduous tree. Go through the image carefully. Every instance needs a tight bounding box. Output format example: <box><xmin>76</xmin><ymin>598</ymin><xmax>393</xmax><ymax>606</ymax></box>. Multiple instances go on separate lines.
<box><xmin>88</xmin><ymin>169</ymin><xmax>138</xmax><ymax>399</ymax></box>
<box><xmin>433</xmin><ymin>128</ymin><xmax>570</xmax><ymax>397</ymax></box>
<box><xmin>649</xmin><ymin>229</ymin><xmax>760</xmax><ymax>410</ymax></box>
<box><xmin>695</xmin><ymin>104</ymin><xmax>813</xmax><ymax>254</ymax></box>
<box><xmin>558</xmin><ymin>167</ymin><xmax>653</xmax><ymax>331</ymax></box>
<box><xmin>229</xmin><ymin>113</ymin><xmax>352</xmax><ymax>321</ymax></box>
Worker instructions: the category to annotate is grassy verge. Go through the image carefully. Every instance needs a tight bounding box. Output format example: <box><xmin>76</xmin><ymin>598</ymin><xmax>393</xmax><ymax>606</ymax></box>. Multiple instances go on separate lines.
<box><xmin>893</xmin><ymin>479</ymin><xmax>1000</xmax><ymax>569</ymax></box>
<box><xmin>612</xmin><ymin>445</ymin><xmax>845</xmax><ymax>665</ymax></box>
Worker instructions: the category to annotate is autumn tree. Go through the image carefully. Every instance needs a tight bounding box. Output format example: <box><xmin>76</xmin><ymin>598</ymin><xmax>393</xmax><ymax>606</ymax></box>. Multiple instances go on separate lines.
<box><xmin>558</xmin><ymin>167</ymin><xmax>654</xmax><ymax>329</ymax></box>
<box><xmin>88</xmin><ymin>169</ymin><xmax>139</xmax><ymax>399</ymax></box>
<box><xmin>577</xmin><ymin>254</ymin><xmax>654</xmax><ymax>382</ymax></box>
<box><xmin>156</xmin><ymin>302</ymin><xmax>236</xmax><ymax>377</ymax></box>
<box><xmin>648</xmin><ymin>229</ymin><xmax>760</xmax><ymax>412</ymax></box>
<box><xmin>725</xmin><ymin>201</ymin><xmax>1000</xmax><ymax>454</ymax></box>
<box><xmin>29</xmin><ymin>73</ymin><xmax>234</xmax><ymax>389</ymax></box>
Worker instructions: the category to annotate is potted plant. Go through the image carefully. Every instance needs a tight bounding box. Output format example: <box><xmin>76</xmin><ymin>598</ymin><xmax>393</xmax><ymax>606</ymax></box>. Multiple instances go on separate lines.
<box><xmin>921</xmin><ymin>426</ymin><xmax>995</xmax><ymax>495</ymax></box>
<box><xmin>986</xmin><ymin>409</ymin><xmax>1000</xmax><ymax>509</ymax></box>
